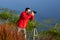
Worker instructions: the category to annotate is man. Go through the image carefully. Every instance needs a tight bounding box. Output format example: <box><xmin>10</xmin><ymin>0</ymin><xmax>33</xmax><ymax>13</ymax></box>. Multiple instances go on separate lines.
<box><xmin>17</xmin><ymin>8</ymin><xmax>36</xmax><ymax>39</ymax></box>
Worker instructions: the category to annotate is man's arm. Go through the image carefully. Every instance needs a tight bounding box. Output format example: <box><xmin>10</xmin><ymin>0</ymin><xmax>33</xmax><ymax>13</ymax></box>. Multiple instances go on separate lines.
<box><xmin>30</xmin><ymin>15</ymin><xmax>34</xmax><ymax>21</ymax></box>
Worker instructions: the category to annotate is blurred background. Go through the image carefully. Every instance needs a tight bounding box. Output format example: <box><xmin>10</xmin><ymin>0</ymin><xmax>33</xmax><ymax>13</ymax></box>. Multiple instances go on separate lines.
<box><xmin>0</xmin><ymin>0</ymin><xmax>60</xmax><ymax>40</ymax></box>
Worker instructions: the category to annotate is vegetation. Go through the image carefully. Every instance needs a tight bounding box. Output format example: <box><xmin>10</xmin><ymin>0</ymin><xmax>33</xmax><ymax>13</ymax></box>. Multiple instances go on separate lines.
<box><xmin>0</xmin><ymin>23</ymin><xmax>25</xmax><ymax>40</ymax></box>
<box><xmin>0</xmin><ymin>8</ymin><xmax>60</xmax><ymax>40</ymax></box>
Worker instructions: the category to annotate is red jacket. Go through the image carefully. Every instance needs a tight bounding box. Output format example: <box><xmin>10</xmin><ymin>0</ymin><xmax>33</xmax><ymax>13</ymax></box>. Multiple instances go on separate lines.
<box><xmin>18</xmin><ymin>11</ymin><xmax>34</xmax><ymax>29</ymax></box>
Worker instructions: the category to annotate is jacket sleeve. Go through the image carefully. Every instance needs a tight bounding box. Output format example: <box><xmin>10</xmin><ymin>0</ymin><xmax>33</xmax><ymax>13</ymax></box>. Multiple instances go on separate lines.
<box><xmin>30</xmin><ymin>15</ymin><xmax>34</xmax><ymax>20</ymax></box>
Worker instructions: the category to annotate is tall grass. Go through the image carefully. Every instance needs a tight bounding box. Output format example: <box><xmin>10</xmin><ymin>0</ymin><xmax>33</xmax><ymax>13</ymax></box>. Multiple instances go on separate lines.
<box><xmin>0</xmin><ymin>23</ymin><xmax>25</xmax><ymax>40</ymax></box>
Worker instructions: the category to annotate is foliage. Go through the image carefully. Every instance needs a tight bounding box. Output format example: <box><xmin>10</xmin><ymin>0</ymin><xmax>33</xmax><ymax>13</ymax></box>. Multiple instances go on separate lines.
<box><xmin>0</xmin><ymin>24</ymin><xmax>25</xmax><ymax>40</ymax></box>
<box><xmin>0</xmin><ymin>11</ymin><xmax>19</xmax><ymax>24</ymax></box>
<box><xmin>26</xmin><ymin>21</ymin><xmax>36</xmax><ymax>32</ymax></box>
<box><xmin>0</xmin><ymin>8</ymin><xmax>60</xmax><ymax>40</ymax></box>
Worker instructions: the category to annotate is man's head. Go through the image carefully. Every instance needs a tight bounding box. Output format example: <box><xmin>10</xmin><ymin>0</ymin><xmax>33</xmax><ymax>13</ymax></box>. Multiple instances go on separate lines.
<box><xmin>25</xmin><ymin>8</ymin><xmax>31</xmax><ymax>13</ymax></box>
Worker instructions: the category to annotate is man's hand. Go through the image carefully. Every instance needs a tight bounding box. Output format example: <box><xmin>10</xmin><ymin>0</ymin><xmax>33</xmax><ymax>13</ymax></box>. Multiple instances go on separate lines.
<box><xmin>32</xmin><ymin>12</ymin><xmax>35</xmax><ymax>16</ymax></box>
<box><xmin>31</xmin><ymin>10</ymin><xmax>36</xmax><ymax>16</ymax></box>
